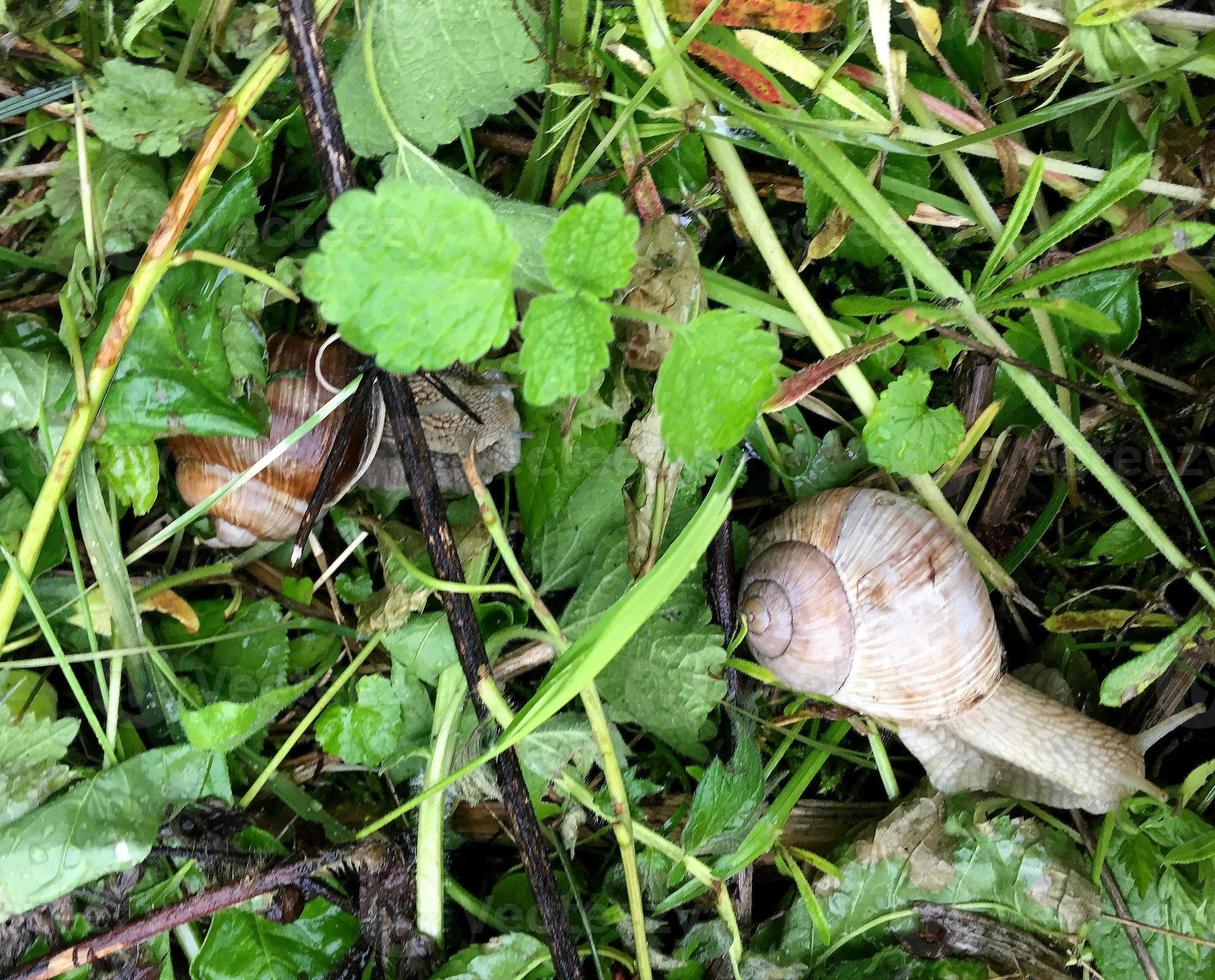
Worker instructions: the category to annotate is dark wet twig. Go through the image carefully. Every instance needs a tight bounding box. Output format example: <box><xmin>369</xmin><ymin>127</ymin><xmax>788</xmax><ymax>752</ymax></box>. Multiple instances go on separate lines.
<box><xmin>272</xmin><ymin>0</ymin><xmax>582</xmax><ymax>974</ymax></box>
<box><xmin>8</xmin><ymin>841</ymin><xmax>385</xmax><ymax>980</ymax></box>
<box><xmin>704</xmin><ymin>518</ymin><xmax>753</xmax><ymax>931</ymax></box>
<box><xmin>379</xmin><ymin>374</ymin><xmax>583</xmax><ymax>975</ymax></box>
<box><xmin>1073</xmin><ymin>810</ymin><xmax>1162</xmax><ymax>980</ymax></box>
<box><xmin>274</xmin><ymin>0</ymin><xmax>354</xmax><ymax>200</ymax></box>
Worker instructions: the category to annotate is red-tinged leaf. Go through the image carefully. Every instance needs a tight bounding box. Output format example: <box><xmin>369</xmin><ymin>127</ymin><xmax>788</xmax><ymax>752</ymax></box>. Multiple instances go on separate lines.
<box><xmin>688</xmin><ymin>40</ymin><xmax>788</xmax><ymax>106</ymax></box>
<box><xmin>667</xmin><ymin>0</ymin><xmax>833</xmax><ymax>32</ymax></box>
<box><xmin>765</xmin><ymin>337</ymin><xmax>896</xmax><ymax>411</ymax></box>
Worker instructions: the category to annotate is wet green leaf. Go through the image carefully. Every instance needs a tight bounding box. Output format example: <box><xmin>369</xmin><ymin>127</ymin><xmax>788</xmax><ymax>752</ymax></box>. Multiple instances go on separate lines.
<box><xmin>862</xmin><ymin>369</ymin><xmax>964</xmax><ymax>476</ymax></box>
<box><xmin>302</xmin><ymin>182</ymin><xmax>518</xmax><ymax>373</ymax></box>
<box><xmin>193</xmin><ymin>899</ymin><xmax>358</xmax><ymax>980</ymax></box>
<box><xmin>1099</xmin><ymin>612</ymin><xmax>1206</xmax><ymax>705</ymax></box>
<box><xmin>334</xmin><ymin>0</ymin><xmax>545</xmax><ymax>156</ymax></box>
<box><xmin>90</xmin><ymin>59</ymin><xmax>216</xmax><ymax>157</ymax></box>
<box><xmin>543</xmin><ymin>194</ymin><xmax>639</xmax><ymax>297</ymax></box>
<box><xmin>0</xmin><ymin>703</ymin><xmax>77</xmax><ymax>828</ymax></box>
<box><xmin>655</xmin><ymin>311</ymin><xmax>780</xmax><ymax>462</ymax></box>
<box><xmin>0</xmin><ymin>744</ymin><xmax>229</xmax><ymax>919</ymax></box>
<box><xmin>519</xmin><ymin>291</ymin><xmax>614</xmax><ymax>405</ymax></box>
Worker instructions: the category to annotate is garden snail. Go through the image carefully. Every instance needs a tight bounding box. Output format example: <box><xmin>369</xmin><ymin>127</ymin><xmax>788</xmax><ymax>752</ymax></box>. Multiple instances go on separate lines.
<box><xmin>739</xmin><ymin>487</ymin><xmax>1166</xmax><ymax>813</ymax></box>
<box><xmin>168</xmin><ymin>333</ymin><xmax>522</xmax><ymax>548</ymax></box>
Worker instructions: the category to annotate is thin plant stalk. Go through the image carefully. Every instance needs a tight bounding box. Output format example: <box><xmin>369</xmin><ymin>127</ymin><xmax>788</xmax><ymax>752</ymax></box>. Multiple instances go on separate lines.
<box><xmin>460</xmin><ymin>454</ymin><xmax>654</xmax><ymax>980</ymax></box>
<box><xmin>239</xmin><ymin>632</ymin><xmax>384</xmax><ymax>808</ymax></box>
<box><xmin>416</xmin><ymin>664</ymin><xmax>466</xmax><ymax>944</ymax></box>
<box><xmin>0</xmin><ymin>8</ymin><xmax>342</xmax><ymax>650</ymax></box>
<box><xmin>476</xmin><ymin>678</ymin><xmax>742</xmax><ymax>977</ymax></box>
<box><xmin>560</xmin><ymin>773</ymin><xmax>743</xmax><ymax>975</ymax></box>
<box><xmin>865</xmin><ymin>720</ymin><xmax>899</xmax><ymax>800</ymax></box>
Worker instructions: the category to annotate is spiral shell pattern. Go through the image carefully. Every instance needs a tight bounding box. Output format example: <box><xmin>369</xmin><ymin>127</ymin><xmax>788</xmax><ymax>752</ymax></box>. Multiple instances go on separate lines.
<box><xmin>739</xmin><ymin>488</ymin><xmax>1004</xmax><ymax>723</ymax></box>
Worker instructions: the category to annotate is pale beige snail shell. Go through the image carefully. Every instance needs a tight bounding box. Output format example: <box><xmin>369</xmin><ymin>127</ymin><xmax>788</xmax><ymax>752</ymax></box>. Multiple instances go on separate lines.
<box><xmin>167</xmin><ymin>333</ymin><xmax>523</xmax><ymax>548</ymax></box>
<box><xmin>739</xmin><ymin>487</ymin><xmax>1164</xmax><ymax>814</ymax></box>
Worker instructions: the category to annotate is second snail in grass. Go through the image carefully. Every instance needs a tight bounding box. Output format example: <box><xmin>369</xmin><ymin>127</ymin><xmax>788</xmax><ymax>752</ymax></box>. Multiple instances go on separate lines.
<box><xmin>168</xmin><ymin>333</ymin><xmax>523</xmax><ymax>548</ymax></box>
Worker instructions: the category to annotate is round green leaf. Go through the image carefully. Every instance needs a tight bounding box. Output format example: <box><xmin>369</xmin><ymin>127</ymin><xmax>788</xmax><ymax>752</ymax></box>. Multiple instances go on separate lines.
<box><xmin>519</xmin><ymin>291</ymin><xmax>613</xmax><ymax>404</ymax></box>
<box><xmin>302</xmin><ymin>181</ymin><xmax>519</xmax><ymax>373</ymax></box>
<box><xmin>654</xmin><ymin>310</ymin><xmax>780</xmax><ymax>461</ymax></box>
<box><xmin>543</xmin><ymin>194</ymin><xmax>639</xmax><ymax>297</ymax></box>
<box><xmin>862</xmin><ymin>369</ymin><xmax>964</xmax><ymax>476</ymax></box>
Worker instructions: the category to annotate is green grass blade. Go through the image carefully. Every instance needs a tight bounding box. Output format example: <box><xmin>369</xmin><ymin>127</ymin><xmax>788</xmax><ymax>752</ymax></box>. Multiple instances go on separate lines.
<box><xmin>976</xmin><ymin>155</ymin><xmax>1045</xmax><ymax>294</ymax></box>
<box><xmin>983</xmin><ymin>153</ymin><xmax>1151</xmax><ymax>295</ymax></box>
<box><xmin>990</xmin><ymin>222</ymin><xmax>1215</xmax><ymax>299</ymax></box>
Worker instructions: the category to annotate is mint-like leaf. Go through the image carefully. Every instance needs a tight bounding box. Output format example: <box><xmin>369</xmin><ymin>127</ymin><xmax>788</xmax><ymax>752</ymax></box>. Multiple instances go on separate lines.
<box><xmin>0</xmin><ymin>703</ymin><xmax>78</xmax><ymax>827</ymax></box>
<box><xmin>90</xmin><ymin>59</ymin><xmax>215</xmax><ymax>157</ymax></box>
<box><xmin>654</xmin><ymin>310</ymin><xmax>780</xmax><ymax>461</ymax></box>
<box><xmin>519</xmin><ymin>291</ymin><xmax>613</xmax><ymax>404</ymax></box>
<box><xmin>543</xmin><ymin>194</ymin><xmax>639</xmax><ymax>297</ymax></box>
<box><xmin>45</xmin><ymin>142</ymin><xmax>168</xmax><ymax>264</ymax></box>
<box><xmin>316</xmin><ymin>675</ymin><xmax>404</xmax><ymax>768</ymax></box>
<box><xmin>302</xmin><ymin>182</ymin><xmax>518</xmax><ymax>373</ymax></box>
<box><xmin>862</xmin><ymin>368</ymin><xmax>964</xmax><ymax>476</ymax></box>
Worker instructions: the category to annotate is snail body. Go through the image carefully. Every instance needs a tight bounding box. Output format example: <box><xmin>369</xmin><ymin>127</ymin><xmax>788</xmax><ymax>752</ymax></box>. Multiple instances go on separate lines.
<box><xmin>740</xmin><ymin>488</ymin><xmax>1157</xmax><ymax>813</ymax></box>
<box><xmin>168</xmin><ymin>334</ymin><xmax>521</xmax><ymax>548</ymax></box>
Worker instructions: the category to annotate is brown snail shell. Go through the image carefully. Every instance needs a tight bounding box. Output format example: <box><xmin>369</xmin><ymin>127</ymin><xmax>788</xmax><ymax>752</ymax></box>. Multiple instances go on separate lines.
<box><xmin>168</xmin><ymin>334</ymin><xmax>384</xmax><ymax>548</ymax></box>
<box><xmin>167</xmin><ymin>334</ymin><xmax>523</xmax><ymax>548</ymax></box>
<box><xmin>740</xmin><ymin>488</ymin><xmax>1156</xmax><ymax>814</ymax></box>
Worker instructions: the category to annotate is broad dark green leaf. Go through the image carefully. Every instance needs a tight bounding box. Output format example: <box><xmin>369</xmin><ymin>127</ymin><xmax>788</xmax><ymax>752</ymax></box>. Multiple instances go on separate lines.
<box><xmin>0</xmin><ymin>745</ymin><xmax>228</xmax><ymax>919</ymax></box>
<box><xmin>516</xmin><ymin>412</ymin><xmax>620</xmax><ymax>544</ymax></box>
<box><xmin>193</xmin><ymin>899</ymin><xmax>358</xmax><ymax>980</ymax></box>
<box><xmin>334</xmin><ymin>0</ymin><xmax>545</xmax><ymax>156</ymax></box>
<box><xmin>681</xmin><ymin>734</ymin><xmax>764</xmax><ymax>856</ymax></box>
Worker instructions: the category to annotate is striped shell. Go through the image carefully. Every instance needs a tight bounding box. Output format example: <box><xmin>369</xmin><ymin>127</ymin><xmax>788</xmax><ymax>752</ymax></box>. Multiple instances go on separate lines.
<box><xmin>738</xmin><ymin>487</ymin><xmax>1004</xmax><ymax>723</ymax></box>
<box><xmin>168</xmin><ymin>334</ymin><xmax>383</xmax><ymax>547</ymax></box>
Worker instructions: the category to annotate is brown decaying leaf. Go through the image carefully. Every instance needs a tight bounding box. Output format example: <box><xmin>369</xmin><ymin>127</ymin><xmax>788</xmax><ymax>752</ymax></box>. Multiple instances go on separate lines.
<box><xmin>137</xmin><ymin>589</ymin><xmax>199</xmax><ymax>633</ymax></box>
<box><xmin>765</xmin><ymin>337</ymin><xmax>897</xmax><ymax>411</ymax></box>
